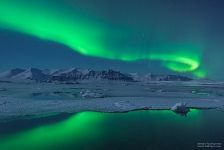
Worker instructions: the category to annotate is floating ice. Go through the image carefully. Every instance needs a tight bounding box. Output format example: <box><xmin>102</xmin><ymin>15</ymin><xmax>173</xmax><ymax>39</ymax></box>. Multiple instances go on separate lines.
<box><xmin>171</xmin><ymin>102</ymin><xmax>189</xmax><ymax>115</ymax></box>
<box><xmin>80</xmin><ymin>90</ymin><xmax>104</xmax><ymax>98</ymax></box>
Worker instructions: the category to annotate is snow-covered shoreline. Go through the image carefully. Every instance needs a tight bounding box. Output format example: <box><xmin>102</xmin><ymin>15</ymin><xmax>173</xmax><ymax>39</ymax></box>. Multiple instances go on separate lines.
<box><xmin>0</xmin><ymin>96</ymin><xmax>223</xmax><ymax>122</ymax></box>
<box><xmin>0</xmin><ymin>80</ymin><xmax>224</xmax><ymax>122</ymax></box>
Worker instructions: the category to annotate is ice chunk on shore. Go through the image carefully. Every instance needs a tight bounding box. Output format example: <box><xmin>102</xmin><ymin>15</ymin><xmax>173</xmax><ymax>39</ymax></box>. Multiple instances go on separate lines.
<box><xmin>171</xmin><ymin>102</ymin><xmax>189</xmax><ymax>114</ymax></box>
<box><xmin>80</xmin><ymin>90</ymin><xmax>104</xmax><ymax>98</ymax></box>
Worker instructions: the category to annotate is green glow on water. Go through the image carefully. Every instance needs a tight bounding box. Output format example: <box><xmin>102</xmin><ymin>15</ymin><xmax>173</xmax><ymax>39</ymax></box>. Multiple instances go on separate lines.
<box><xmin>0</xmin><ymin>0</ymin><xmax>203</xmax><ymax>76</ymax></box>
<box><xmin>3</xmin><ymin>109</ymin><xmax>223</xmax><ymax>150</ymax></box>
<box><xmin>0</xmin><ymin>112</ymin><xmax>104</xmax><ymax>150</ymax></box>
<box><xmin>0</xmin><ymin>110</ymin><xmax>202</xmax><ymax>150</ymax></box>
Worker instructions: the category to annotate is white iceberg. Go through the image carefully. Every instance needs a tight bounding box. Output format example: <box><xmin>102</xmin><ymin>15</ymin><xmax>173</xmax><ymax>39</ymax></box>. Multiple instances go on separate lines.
<box><xmin>171</xmin><ymin>102</ymin><xmax>189</xmax><ymax>114</ymax></box>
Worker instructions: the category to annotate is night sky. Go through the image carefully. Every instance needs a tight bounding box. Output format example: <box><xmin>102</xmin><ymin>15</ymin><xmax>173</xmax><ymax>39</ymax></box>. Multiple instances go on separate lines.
<box><xmin>0</xmin><ymin>0</ymin><xmax>224</xmax><ymax>80</ymax></box>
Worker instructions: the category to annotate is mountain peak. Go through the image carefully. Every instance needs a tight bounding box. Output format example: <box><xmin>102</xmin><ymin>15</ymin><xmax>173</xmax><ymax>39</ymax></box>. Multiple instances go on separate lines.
<box><xmin>0</xmin><ymin>68</ymin><xmax>192</xmax><ymax>82</ymax></box>
<box><xmin>0</xmin><ymin>68</ymin><xmax>25</xmax><ymax>78</ymax></box>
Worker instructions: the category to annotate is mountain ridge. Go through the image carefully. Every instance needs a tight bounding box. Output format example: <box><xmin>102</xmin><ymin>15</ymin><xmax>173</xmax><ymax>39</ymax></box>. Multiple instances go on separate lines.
<box><xmin>0</xmin><ymin>68</ymin><xmax>192</xmax><ymax>82</ymax></box>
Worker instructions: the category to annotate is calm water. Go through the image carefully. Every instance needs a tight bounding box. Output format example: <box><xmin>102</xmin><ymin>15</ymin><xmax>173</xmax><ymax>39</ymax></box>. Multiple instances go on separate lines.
<box><xmin>0</xmin><ymin>109</ymin><xmax>223</xmax><ymax>150</ymax></box>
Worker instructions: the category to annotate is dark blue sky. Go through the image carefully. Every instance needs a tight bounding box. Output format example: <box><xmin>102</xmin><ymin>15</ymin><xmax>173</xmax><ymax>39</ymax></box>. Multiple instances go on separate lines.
<box><xmin>0</xmin><ymin>29</ymin><xmax>167</xmax><ymax>74</ymax></box>
<box><xmin>0</xmin><ymin>0</ymin><xmax>224</xmax><ymax>80</ymax></box>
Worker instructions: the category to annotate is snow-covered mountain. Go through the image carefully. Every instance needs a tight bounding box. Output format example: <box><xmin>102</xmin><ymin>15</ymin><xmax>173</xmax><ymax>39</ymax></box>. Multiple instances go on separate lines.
<box><xmin>0</xmin><ymin>68</ymin><xmax>192</xmax><ymax>82</ymax></box>
<box><xmin>130</xmin><ymin>73</ymin><xmax>192</xmax><ymax>82</ymax></box>
<box><xmin>49</xmin><ymin>68</ymin><xmax>134</xmax><ymax>82</ymax></box>
<box><xmin>0</xmin><ymin>68</ymin><xmax>26</xmax><ymax>78</ymax></box>
<box><xmin>0</xmin><ymin>68</ymin><xmax>49</xmax><ymax>81</ymax></box>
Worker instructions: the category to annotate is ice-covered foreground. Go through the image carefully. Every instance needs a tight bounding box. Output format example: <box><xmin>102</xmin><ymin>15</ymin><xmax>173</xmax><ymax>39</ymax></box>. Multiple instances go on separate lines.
<box><xmin>0</xmin><ymin>80</ymin><xmax>224</xmax><ymax>121</ymax></box>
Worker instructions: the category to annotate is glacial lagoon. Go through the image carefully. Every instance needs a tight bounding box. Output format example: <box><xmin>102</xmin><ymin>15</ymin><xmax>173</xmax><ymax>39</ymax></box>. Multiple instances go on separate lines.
<box><xmin>0</xmin><ymin>109</ymin><xmax>223</xmax><ymax>150</ymax></box>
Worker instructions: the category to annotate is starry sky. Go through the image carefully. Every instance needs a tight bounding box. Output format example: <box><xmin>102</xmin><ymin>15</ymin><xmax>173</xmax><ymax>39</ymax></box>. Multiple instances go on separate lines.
<box><xmin>0</xmin><ymin>0</ymin><xmax>224</xmax><ymax>80</ymax></box>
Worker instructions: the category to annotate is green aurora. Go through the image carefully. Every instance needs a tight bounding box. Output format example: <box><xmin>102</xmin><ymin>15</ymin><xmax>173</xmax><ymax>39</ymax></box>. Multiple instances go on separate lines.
<box><xmin>0</xmin><ymin>0</ymin><xmax>205</xmax><ymax>77</ymax></box>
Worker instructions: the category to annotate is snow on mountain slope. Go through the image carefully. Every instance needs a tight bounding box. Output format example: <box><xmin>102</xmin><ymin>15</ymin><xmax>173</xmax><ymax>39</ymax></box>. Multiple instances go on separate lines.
<box><xmin>0</xmin><ymin>68</ymin><xmax>25</xmax><ymax>78</ymax></box>
<box><xmin>0</xmin><ymin>68</ymin><xmax>49</xmax><ymax>81</ymax></box>
<box><xmin>13</xmin><ymin>68</ymin><xmax>49</xmax><ymax>81</ymax></box>
<box><xmin>130</xmin><ymin>73</ymin><xmax>192</xmax><ymax>82</ymax></box>
<box><xmin>0</xmin><ymin>68</ymin><xmax>192</xmax><ymax>82</ymax></box>
<box><xmin>49</xmin><ymin>68</ymin><xmax>134</xmax><ymax>81</ymax></box>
